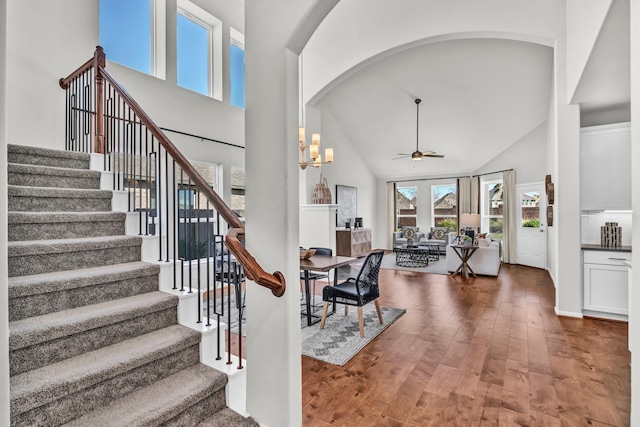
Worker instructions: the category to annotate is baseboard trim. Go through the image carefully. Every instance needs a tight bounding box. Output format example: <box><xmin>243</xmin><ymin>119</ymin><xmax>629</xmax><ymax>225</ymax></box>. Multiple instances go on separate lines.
<box><xmin>554</xmin><ymin>307</ymin><xmax>583</xmax><ymax>318</ymax></box>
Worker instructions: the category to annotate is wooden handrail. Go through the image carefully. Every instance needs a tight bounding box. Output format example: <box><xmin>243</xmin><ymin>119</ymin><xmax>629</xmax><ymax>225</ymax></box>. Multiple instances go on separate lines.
<box><xmin>59</xmin><ymin>47</ymin><xmax>286</xmax><ymax>297</ymax></box>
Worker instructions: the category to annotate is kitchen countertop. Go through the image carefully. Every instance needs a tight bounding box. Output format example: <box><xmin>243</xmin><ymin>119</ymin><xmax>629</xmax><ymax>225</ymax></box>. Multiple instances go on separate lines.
<box><xmin>581</xmin><ymin>243</ymin><xmax>632</xmax><ymax>252</ymax></box>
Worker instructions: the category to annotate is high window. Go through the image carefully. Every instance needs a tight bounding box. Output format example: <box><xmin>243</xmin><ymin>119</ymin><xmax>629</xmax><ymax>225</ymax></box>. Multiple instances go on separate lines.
<box><xmin>99</xmin><ymin>0</ymin><xmax>166</xmax><ymax>78</ymax></box>
<box><xmin>230</xmin><ymin>28</ymin><xmax>245</xmax><ymax>109</ymax></box>
<box><xmin>177</xmin><ymin>14</ymin><xmax>209</xmax><ymax>95</ymax></box>
<box><xmin>396</xmin><ymin>186</ymin><xmax>417</xmax><ymax>228</ymax></box>
<box><xmin>482</xmin><ymin>180</ymin><xmax>504</xmax><ymax>239</ymax></box>
<box><xmin>176</xmin><ymin>0</ymin><xmax>222</xmax><ymax>99</ymax></box>
<box><xmin>432</xmin><ymin>184</ymin><xmax>457</xmax><ymax>230</ymax></box>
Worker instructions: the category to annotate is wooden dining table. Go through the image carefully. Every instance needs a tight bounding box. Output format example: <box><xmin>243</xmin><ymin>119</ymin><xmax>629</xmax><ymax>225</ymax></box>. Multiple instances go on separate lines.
<box><xmin>300</xmin><ymin>254</ymin><xmax>358</xmax><ymax>326</ymax></box>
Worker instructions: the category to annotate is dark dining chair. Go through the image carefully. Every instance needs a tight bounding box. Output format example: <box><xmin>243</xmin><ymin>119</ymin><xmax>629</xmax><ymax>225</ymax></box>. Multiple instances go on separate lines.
<box><xmin>320</xmin><ymin>250</ymin><xmax>384</xmax><ymax>338</ymax></box>
<box><xmin>299</xmin><ymin>247</ymin><xmax>332</xmax><ymax>309</ymax></box>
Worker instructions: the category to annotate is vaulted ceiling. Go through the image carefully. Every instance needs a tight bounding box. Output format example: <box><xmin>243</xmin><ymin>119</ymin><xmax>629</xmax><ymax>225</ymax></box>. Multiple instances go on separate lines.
<box><xmin>307</xmin><ymin>1</ymin><xmax>630</xmax><ymax>181</ymax></box>
<box><xmin>314</xmin><ymin>38</ymin><xmax>553</xmax><ymax>179</ymax></box>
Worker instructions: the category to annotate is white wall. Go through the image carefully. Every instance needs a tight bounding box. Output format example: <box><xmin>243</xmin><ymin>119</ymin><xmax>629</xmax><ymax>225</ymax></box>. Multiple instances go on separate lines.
<box><xmin>552</xmin><ymin>33</ymin><xmax>583</xmax><ymax>317</ymax></box>
<box><xmin>565</xmin><ymin>0</ymin><xmax>613</xmax><ymax>102</ymax></box>
<box><xmin>629</xmin><ymin>0</ymin><xmax>639</xmax><ymax>422</ymax></box>
<box><xmin>244</xmin><ymin>0</ymin><xmax>318</xmax><ymax>424</ymax></box>
<box><xmin>5</xmin><ymin>0</ymin><xmax>246</xmax><ymax>207</ymax></box>
<box><xmin>6</xmin><ymin>0</ymin><xmax>97</xmax><ymax>149</ymax></box>
<box><xmin>304</xmin><ymin>105</ymin><xmax>378</xmax><ymax>242</ymax></box>
<box><xmin>581</xmin><ymin>211</ymin><xmax>632</xmax><ymax>246</ymax></box>
<box><xmin>303</xmin><ymin>0</ymin><xmax>565</xmax><ymax>104</ymax></box>
<box><xmin>373</xmin><ymin>121</ymin><xmax>549</xmax><ymax>250</ymax></box>
<box><xmin>0</xmin><ymin>0</ymin><xmax>10</xmax><ymax>422</ymax></box>
<box><xmin>472</xmin><ymin>121</ymin><xmax>549</xmax><ymax>184</ymax></box>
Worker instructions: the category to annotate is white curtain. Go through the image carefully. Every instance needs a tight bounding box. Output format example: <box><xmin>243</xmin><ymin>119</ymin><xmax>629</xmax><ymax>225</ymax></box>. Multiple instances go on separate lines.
<box><xmin>470</xmin><ymin>176</ymin><xmax>480</xmax><ymax>214</ymax></box>
<box><xmin>458</xmin><ymin>177</ymin><xmax>471</xmax><ymax>215</ymax></box>
<box><xmin>387</xmin><ymin>182</ymin><xmax>396</xmax><ymax>249</ymax></box>
<box><xmin>502</xmin><ymin>170</ymin><xmax>517</xmax><ymax>263</ymax></box>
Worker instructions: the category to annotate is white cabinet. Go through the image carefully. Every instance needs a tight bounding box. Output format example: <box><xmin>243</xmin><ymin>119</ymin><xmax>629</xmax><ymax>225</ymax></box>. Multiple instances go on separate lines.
<box><xmin>583</xmin><ymin>250</ymin><xmax>631</xmax><ymax>320</ymax></box>
<box><xmin>580</xmin><ymin>122</ymin><xmax>631</xmax><ymax>211</ymax></box>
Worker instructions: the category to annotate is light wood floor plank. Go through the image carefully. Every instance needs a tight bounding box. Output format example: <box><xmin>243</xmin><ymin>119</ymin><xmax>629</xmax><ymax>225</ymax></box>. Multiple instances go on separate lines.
<box><xmin>301</xmin><ymin>264</ymin><xmax>630</xmax><ymax>426</ymax></box>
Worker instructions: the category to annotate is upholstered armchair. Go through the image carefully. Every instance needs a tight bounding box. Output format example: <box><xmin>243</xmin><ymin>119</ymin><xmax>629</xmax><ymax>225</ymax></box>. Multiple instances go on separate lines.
<box><xmin>417</xmin><ymin>227</ymin><xmax>456</xmax><ymax>253</ymax></box>
<box><xmin>392</xmin><ymin>227</ymin><xmax>425</xmax><ymax>247</ymax></box>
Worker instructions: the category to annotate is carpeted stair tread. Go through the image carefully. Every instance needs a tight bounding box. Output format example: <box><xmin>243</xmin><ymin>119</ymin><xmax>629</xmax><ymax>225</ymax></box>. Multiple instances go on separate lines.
<box><xmin>10</xmin><ymin>324</ymin><xmax>201</xmax><ymax>416</ymax></box>
<box><xmin>8</xmin><ymin>163</ymin><xmax>101</xmax><ymax>189</ymax></box>
<box><xmin>197</xmin><ymin>408</ymin><xmax>260</xmax><ymax>427</ymax></box>
<box><xmin>8</xmin><ymin>211</ymin><xmax>126</xmax><ymax>241</ymax></box>
<box><xmin>63</xmin><ymin>363</ymin><xmax>228</xmax><ymax>427</ymax></box>
<box><xmin>8</xmin><ymin>211</ymin><xmax>125</xmax><ymax>225</ymax></box>
<box><xmin>8</xmin><ymin>235</ymin><xmax>142</xmax><ymax>277</ymax></box>
<box><xmin>8</xmin><ymin>261</ymin><xmax>158</xmax><ymax>299</ymax></box>
<box><xmin>9</xmin><ymin>291</ymin><xmax>177</xmax><ymax>350</ymax></box>
<box><xmin>8</xmin><ymin>185</ymin><xmax>112</xmax><ymax>199</ymax></box>
<box><xmin>8</xmin><ymin>185</ymin><xmax>113</xmax><ymax>213</ymax></box>
<box><xmin>8</xmin><ymin>144</ymin><xmax>90</xmax><ymax>169</ymax></box>
<box><xmin>8</xmin><ymin>235</ymin><xmax>142</xmax><ymax>257</ymax></box>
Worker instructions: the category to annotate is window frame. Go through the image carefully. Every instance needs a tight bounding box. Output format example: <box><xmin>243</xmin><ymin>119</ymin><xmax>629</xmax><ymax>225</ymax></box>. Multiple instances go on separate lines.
<box><xmin>176</xmin><ymin>0</ymin><xmax>222</xmax><ymax>100</ymax></box>
<box><xmin>431</xmin><ymin>183</ymin><xmax>458</xmax><ymax>230</ymax></box>
<box><xmin>395</xmin><ymin>185</ymin><xmax>417</xmax><ymax>229</ymax></box>
<box><xmin>99</xmin><ymin>0</ymin><xmax>166</xmax><ymax>79</ymax></box>
<box><xmin>481</xmin><ymin>178</ymin><xmax>504</xmax><ymax>237</ymax></box>
<box><xmin>230</xmin><ymin>27</ymin><xmax>245</xmax><ymax>109</ymax></box>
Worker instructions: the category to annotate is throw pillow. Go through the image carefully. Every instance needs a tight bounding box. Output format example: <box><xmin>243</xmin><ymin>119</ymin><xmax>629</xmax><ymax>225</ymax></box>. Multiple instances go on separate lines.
<box><xmin>419</xmin><ymin>236</ymin><xmax>428</xmax><ymax>243</ymax></box>
<box><xmin>403</xmin><ymin>227</ymin><xmax>417</xmax><ymax>240</ymax></box>
<box><xmin>431</xmin><ymin>227</ymin><xmax>447</xmax><ymax>240</ymax></box>
<box><xmin>477</xmin><ymin>233</ymin><xmax>487</xmax><ymax>239</ymax></box>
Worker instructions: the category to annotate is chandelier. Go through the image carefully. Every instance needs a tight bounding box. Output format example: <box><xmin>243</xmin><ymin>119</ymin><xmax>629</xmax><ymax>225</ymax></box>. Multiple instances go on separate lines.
<box><xmin>298</xmin><ymin>129</ymin><xmax>333</xmax><ymax>170</ymax></box>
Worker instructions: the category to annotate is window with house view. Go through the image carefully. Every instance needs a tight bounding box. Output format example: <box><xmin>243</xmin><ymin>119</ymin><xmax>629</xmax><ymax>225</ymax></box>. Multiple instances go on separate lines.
<box><xmin>396</xmin><ymin>186</ymin><xmax>417</xmax><ymax>228</ymax></box>
<box><xmin>521</xmin><ymin>191</ymin><xmax>541</xmax><ymax>228</ymax></box>
<box><xmin>432</xmin><ymin>184</ymin><xmax>457</xmax><ymax>231</ymax></box>
<box><xmin>482</xmin><ymin>180</ymin><xmax>504</xmax><ymax>239</ymax></box>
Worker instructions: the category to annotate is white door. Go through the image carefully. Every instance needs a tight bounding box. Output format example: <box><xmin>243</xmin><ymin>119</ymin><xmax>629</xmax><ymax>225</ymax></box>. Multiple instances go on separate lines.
<box><xmin>516</xmin><ymin>183</ymin><xmax>546</xmax><ymax>269</ymax></box>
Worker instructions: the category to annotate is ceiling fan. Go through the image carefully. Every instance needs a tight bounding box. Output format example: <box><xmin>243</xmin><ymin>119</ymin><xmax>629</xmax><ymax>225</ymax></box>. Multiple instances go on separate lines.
<box><xmin>393</xmin><ymin>98</ymin><xmax>445</xmax><ymax>161</ymax></box>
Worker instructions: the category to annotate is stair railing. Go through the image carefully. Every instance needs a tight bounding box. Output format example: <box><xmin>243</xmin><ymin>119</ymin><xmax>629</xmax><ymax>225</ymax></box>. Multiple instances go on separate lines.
<box><xmin>59</xmin><ymin>46</ymin><xmax>286</xmax><ymax>368</ymax></box>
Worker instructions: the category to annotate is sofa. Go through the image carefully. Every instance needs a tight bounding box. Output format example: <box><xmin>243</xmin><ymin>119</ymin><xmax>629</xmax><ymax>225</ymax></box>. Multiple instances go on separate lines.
<box><xmin>446</xmin><ymin>237</ymin><xmax>502</xmax><ymax>276</ymax></box>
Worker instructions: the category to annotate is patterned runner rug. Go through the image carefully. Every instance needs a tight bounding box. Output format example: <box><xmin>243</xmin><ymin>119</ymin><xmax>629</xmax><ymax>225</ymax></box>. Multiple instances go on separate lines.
<box><xmin>300</xmin><ymin>305</ymin><xmax>405</xmax><ymax>366</ymax></box>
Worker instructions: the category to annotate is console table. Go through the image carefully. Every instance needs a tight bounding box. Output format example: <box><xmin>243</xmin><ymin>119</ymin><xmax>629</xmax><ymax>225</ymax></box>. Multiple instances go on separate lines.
<box><xmin>336</xmin><ymin>228</ymin><xmax>371</xmax><ymax>257</ymax></box>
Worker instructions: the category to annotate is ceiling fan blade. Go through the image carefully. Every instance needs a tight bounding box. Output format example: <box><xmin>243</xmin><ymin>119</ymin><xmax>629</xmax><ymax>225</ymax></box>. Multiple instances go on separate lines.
<box><xmin>422</xmin><ymin>153</ymin><xmax>445</xmax><ymax>158</ymax></box>
<box><xmin>392</xmin><ymin>155</ymin><xmax>411</xmax><ymax>160</ymax></box>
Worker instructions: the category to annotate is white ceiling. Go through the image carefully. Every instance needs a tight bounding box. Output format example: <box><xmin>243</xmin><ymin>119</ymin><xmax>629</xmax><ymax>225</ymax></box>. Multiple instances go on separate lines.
<box><xmin>309</xmin><ymin>1</ymin><xmax>629</xmax><ymax>180</ymax></box>
<box><xmin>314</xmin><ymin>38</ymin><xmax>553</xmax><ymax>179</ymax></box>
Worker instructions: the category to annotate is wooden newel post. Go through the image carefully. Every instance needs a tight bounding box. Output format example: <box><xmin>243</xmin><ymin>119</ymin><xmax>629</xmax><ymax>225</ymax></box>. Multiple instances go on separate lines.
<box><xmin>93</xmin><ymin>46</ymin><xmax>106</xmax><ymax>154</ymax></box>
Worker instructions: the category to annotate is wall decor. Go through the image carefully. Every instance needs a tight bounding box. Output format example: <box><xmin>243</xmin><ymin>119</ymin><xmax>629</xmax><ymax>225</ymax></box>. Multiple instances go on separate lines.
<box><xmin>547</xmin><ymin>205</ymin><xmax>553</xmax><ymax>227</ymax></box>
<box><xmin>545</xmin><ymin>174</ymin><xmax>551</xmax><ymax>189</ymax></box>
<box><xmin>336</xmin><ymin>185</ymin><xmax>357</xmax><ymax>227</ymax></box>
<box><xmin>547</xmin><ymin>182</ymin><xmax>554</xmax><ymax>205</ymax></box>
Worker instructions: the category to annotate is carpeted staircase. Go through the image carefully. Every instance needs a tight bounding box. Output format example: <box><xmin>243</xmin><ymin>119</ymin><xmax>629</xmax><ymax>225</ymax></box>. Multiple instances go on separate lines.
<box><xmin>7</xmin><ymin>144</ymin><xmax>257</xmax><ymax>426</ymax></box>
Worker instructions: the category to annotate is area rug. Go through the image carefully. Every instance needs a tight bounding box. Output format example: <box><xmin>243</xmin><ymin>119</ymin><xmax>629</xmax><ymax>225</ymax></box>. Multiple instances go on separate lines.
<box><xmin>300</xmin><ymin>305</ymin><xmax>406</xmax><ymax>366</ymax></box>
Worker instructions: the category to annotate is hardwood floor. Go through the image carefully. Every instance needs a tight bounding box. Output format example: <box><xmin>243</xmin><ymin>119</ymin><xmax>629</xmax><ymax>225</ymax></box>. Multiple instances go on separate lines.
<box><xmin>301</xmin><ymin>264</ymin><xmax>630</xmax><ymax>426</ymax></box>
